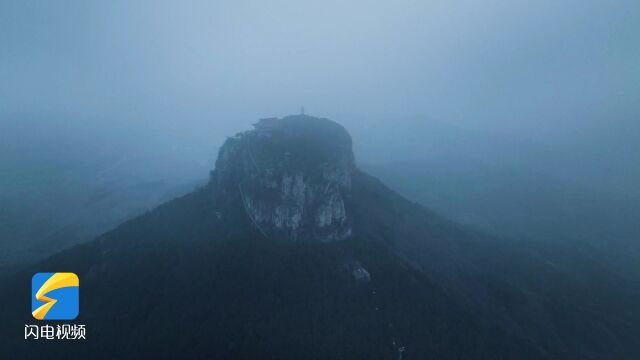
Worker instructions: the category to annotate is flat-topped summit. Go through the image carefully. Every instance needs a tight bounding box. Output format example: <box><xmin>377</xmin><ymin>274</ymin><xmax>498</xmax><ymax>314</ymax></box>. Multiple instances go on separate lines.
<box><xmin>212</xmin><ymin>115</ymin><xmax>355</xmax><ymax>241</ymax></box>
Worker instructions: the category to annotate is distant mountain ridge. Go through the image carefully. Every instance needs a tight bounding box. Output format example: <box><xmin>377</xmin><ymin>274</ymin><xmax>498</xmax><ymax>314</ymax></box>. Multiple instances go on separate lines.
<box><xmin>0</xmin><ymin>115</ymin><xmax>208</xmax><ymax>270</ymax></box>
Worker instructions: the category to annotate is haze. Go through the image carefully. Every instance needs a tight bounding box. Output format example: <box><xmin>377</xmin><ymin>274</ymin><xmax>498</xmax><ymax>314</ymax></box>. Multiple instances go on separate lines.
<box><xmin>1</xmin><ymin>1</ymin><xmax>639</xmax><ymax>268</ymax></box>
<box><xmin>2</xmin><ymin>1</ymin><xmax>638</xmax><ymax>134</ymax></box>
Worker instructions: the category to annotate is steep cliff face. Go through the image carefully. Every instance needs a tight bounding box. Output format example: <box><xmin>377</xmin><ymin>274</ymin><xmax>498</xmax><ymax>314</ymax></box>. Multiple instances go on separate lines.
<box><xmin>212</xmin><ymin>115</ymin><xmax>354</xmax><ymax>241</ymax></box>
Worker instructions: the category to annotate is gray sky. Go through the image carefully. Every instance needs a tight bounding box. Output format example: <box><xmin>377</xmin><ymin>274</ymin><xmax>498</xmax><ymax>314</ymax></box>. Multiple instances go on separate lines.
<box><xmin>1</xmin><ymin>0</ymin><xmax>638</xmax><ymax>150</ymax></box>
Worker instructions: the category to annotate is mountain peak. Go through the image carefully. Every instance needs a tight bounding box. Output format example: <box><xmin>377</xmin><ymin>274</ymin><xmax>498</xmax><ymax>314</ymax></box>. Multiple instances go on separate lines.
<box><xmin>212</xmin><ymin>115</ymin><xmax>355</xmax><ymax>242</ymax></box>
<box><xmin>2</xmin><ymin>115</ymin><xmax>636</xmax><ymax>360</ymax></box>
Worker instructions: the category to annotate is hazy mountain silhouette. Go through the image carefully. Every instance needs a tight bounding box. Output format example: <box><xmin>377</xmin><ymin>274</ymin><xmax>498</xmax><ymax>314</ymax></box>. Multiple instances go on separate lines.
<box><xmin>2</xmin><ymin>115</ymin><xmax>638</xmax><ymax>359</ymax></box>
<box><xmin>0</xmin><ymin>117</ymin><xmax>207</xmax><ymax>271</ymax></box>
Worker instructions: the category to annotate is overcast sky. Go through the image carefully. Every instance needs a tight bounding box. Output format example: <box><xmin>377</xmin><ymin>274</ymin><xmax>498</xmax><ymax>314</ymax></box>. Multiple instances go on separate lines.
<box><xmin>1</xmin><ymin>0</ymin><xmax>638</xmax><ymax>151</ymax></box>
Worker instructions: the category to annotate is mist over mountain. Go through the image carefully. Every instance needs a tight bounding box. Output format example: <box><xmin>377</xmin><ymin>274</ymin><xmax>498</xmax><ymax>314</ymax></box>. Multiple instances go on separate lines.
<box><xmin>1</xmin><ymin>116</ymin><xmax>638</xmax><ymax>359</ymax></box>
<box><xmin>2</xmin><ymin>0</ymin><xmax>638</xmax><ymax>274</ymax></box>
<box><xmin>2</xmin><ymin>112</ymin><xmax>638</xmax><ymax>288</ymax></box>
<box><xmin>0</xmin><ymin>117</ymin><xmax>207</xmax><ymax>271</ymax></box>
<box><xmin>1</xmin><ymin>1</ymin><xmax>638</xmax><ymax>358</ymax></box>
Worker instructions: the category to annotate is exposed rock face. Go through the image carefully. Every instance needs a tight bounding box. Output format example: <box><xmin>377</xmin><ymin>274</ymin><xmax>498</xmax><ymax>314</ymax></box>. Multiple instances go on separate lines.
<box><xmin>212</xmin><ymin>115</ymin><xmax>355</xmax><ymax>241</ymax></box>
<box><xmin>344</xmin><ymin>261</ymin><xmax>371</xmax><ymax>282</ymax></box>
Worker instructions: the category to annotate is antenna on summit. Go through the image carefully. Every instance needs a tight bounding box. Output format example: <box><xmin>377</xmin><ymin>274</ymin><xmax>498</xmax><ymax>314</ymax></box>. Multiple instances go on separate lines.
<box><xmin>300</xmin><ymin>106</ymin><xmax>305</xmax><ymax>115</ymax></box>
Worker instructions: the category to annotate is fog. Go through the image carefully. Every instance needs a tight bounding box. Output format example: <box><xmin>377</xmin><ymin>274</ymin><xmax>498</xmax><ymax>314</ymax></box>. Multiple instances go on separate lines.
<box><xmin>2</xmin><ymin>1</ymin><xmax>638</xmax><ymax>136</ymax></box>
<box><xmin>1</xmin><ymin>1</ymin><xmax>639</xmax><ymax>265</ymax></box>
<box><xmin>2</xmin><ymin>4</ymin><xmax>640</xmax><ymax>356</ymax></box>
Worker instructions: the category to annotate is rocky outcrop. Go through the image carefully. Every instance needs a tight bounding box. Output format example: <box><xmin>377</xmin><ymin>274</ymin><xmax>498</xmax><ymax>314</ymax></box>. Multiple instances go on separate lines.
<box><xmin>212</xmin><ymin>115</ymin><xmax>355</xmax><ymax>242</ymax></box>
